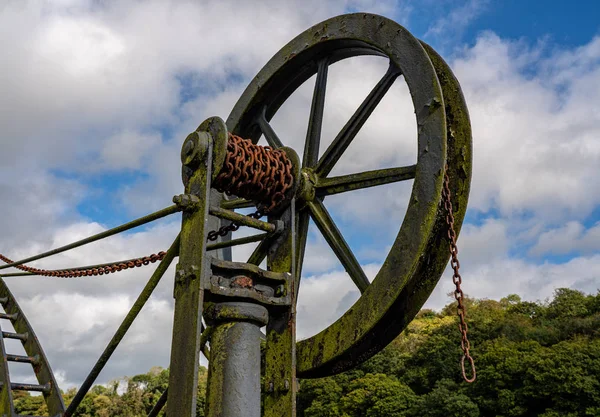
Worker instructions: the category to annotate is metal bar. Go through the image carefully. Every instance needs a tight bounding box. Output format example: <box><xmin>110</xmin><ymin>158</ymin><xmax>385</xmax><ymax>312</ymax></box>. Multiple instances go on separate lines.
<box><xmin>148</xmin><ymin>388</ymin><xmax>168</xmax><ymax>417</ymax></box>
<box><xmin>207</xmin><ymin>233</ymin><xmax>268</xmax><ymax>252</ymax></box>
<box><xmin>264</xmin><ymin>201</ymin><xmax>296</xmax><ymax>417</ymax></box>
<box><xmin>0</xmin><ymin>312</ymin><xmax>18</xmax><ymax>320</ymax></box>
<box><xmin>221</xmin><ymin>197</ymin><xmax>255</xmax><ymax>210</ymax></box>
<box><xmin>247</xmin><ymin>233</ymin><xmax>277</xmax><ymax>266</ymax></box>
<box><xmin>315</xmin><ymin>63</ymin><xmax>401</xmax><ymax>177</ymax></box>
<box><xmin>315</xmin><ymin>165</ymin><xmax>416</xmax><ymax>196</ymax></box>
<box><xmin>257</xmin><ymin>105</ymin><xmax>284</xmax><ymax>148</ymax></box>
<box><xmin>64</xmin><ymin>235</ymin><xmax>180</xmax><ymax>417</ymax></box>
<box><xmin>294</xmin><ymin>209</ymin><xmax>310</xmax><ymax>295</ymax></box>
<box><xmin>303</xmin><ymin>58</ymin><xmax>328</xmax><ymax>167</ymax></box>
<box><xmin>209</xmin><ymin>207</ymin><xmax>277</xmax><ymax>233</ymax></box>
<box><xmin>167</xmin><ymin>130</ymin><xmax>213</xmax><ymax>417</ymax></box>
<box><xmin>308</xmin><ymin>200</ymin><xmax>369</xmax><ymax>292</ymax></box>
<box><xmin>0</xmin><ymin>205</ymin><xmax>181</xmax><ymax>271</ymax></box>
<box><xmin>10</xmin><ymin>382</ymin><xmax>50</xmax><ymax>393</ymax></box>
<box><xmin>6</xmin><ymin>354</ymin><xmax>38</xmax><ymax>366</ymax></box>
<box><xmin>2</xmin><ymin>331</ymin><xmax>27</xmax><ymax>342</ymax></box>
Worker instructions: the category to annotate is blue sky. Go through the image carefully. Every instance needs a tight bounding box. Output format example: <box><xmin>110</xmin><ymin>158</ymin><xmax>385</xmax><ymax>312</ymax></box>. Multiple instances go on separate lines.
<box><xmin>0</xmin><ymin>0</ymin><xmax>599</xmax><ymax>388</ymax></box>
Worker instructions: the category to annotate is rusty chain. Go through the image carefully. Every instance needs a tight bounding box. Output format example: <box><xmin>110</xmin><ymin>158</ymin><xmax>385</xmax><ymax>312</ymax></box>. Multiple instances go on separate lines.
<box><xmin>213</xmin><ymin>133</ymin><xmax>294</xmax><ymax>214</ymax></box>
<box><xmin>442</xmin><ymin>166</ymin><xmax>476</xmax><ymax>383</ymax></box>
<box><xmin>208</xmin><ymin>132</ymin><xmax>294</xmax><ymax>241</ymax></box>
<box><xmin>0</xmin><ymin>134</ymin><xmax>293</xmax><ymax>277</ymax></box>
<box><xmin>0</xmin><ymin>252</ymin><xmax>166</xmax><ymax>278</ymax></box>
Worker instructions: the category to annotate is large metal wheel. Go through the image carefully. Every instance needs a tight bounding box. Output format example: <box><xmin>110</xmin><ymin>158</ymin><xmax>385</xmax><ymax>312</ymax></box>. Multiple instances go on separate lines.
<box><xmin>226</xmin><ymin>13</ymin><xmax>472</xmax><ymax>378</ymax></box>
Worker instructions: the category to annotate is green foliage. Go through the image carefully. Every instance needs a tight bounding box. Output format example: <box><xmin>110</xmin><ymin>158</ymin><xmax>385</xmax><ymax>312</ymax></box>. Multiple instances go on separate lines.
<box><xmin>298</xmin><ymin>287</ymin><xmax>600</xmax><ymax>417</ymax></box>
<box><xmin>12</xmin><ymin>287</ymin><xmax>600</xmax><ymax>416</ymax></box>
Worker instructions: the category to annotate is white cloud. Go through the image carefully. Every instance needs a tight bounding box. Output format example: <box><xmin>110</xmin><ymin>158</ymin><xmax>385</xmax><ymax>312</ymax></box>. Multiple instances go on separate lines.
<box><xmin>454</xmin><ymin>32</ymin><xmax>600</xmax><ymax>222</ymax></box>
<box><xmin>529</xmin><ymin>221</ymin><xmax>600</xmax><ymax>257</ymax></box>
<box><xmin>0</xmin><ymin>0</ymin><xmax>599</xmax><ymax>392</ymax></box>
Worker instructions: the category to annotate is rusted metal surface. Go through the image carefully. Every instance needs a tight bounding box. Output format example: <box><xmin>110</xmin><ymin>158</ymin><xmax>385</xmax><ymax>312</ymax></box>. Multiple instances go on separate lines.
<box><xmin>213</xmin><ymin>133</ymin><xmax>295</xmax><ymax>214</ymax></box>
<box><xmin>0</xmin><ymin>251</ymin><xmax>166</xmax><ymax>278</ymax></box>
<box><xmin>206</xmin><ymin>258</ymin><xmax>292</xmax><ymax>307</ymax></box>
<box><xmin>442</xmin><ymin>168</ymin><xmax>476</xmax><ymax>383</ymax></box>
<box><xmin>0</xmin><ymin>278</ymin><xmax>66</xmax><ymax>415</ymax></box>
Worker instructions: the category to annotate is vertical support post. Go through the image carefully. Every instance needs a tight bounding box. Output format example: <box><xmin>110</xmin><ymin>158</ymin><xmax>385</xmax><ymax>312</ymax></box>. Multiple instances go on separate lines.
<box><xmin>205</xmin><ymin>302</ymin><xmax>269</xmax><ymax>417</ymax></box>
<box><xmin>166</xmin><ymin>130</ymin><xmax>214</xmax><ymax>417</ymax></box>
<box><xmin>264</xmin><ymin>201</ymin><xmax>297</xmax><ymax>417</ymax></box>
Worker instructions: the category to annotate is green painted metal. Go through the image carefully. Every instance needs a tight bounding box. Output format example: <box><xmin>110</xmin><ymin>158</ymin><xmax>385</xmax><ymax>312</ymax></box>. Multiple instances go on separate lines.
<box><xmin>209</xmin><ymin>207</ymin><xmax>279</xmax><ymax>233</ymax></box>
<box><xmin>166</xmin><ymin>120</ymin><xmax>218</xmax><ymax>417</ymax></box>
<box><xmin>314</xmin><ymin>165</ymin><xmax>417</xmax><ymax>197</ymax></box>
<box><xmin>0</xmin><ymin>279</ymin><xmax>65</xmax><ymax>416</ymax></box>
<box><xmin>263</xmin><ymin>202</ymin><xmax>297</xmax><ymax>417</ymax></box>
<box><xmin>0</xmin><ymin>314</ymin><xmax>14</xmax><ymax>416</ymax></box>
<box><xmin>227</xmin><ymin>12</ymin><xmax>472</xmax><ymax>383</ymax></box>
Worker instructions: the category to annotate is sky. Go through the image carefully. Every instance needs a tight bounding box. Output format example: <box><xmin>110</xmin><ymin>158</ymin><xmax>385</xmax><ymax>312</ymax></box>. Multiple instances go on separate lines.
<box><xmin>0</xmin><ymin>0</ymin><xmax>599</xmax><ymax>392</ymax></box>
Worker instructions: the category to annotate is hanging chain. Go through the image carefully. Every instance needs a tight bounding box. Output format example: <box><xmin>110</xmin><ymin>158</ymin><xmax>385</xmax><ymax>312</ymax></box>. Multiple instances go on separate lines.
<box><xmin>0</xmin><ymin>252</ymin><xmax>166</xmax><ymax>278</ymax></box>
<box><xmin>442</xmin><ymin>166</ymin><xmax>476</xmax><ymax>383</ymax></box>
<box><xmin>206</xmin><ymin>210</ymin><xmax>263</xmax><ymax>241</ymax></box>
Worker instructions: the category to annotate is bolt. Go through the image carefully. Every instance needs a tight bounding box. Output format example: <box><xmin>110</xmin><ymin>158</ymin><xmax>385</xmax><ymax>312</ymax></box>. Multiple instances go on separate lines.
<box><xmin>183</xmin><ymin>139</ymin><xmax>195</xmax><ymax>157</ymax></box>
<box><xmin>275</xmin><ymin>284</ymin><xmax>286</xmax><ymax>297</ymax></box>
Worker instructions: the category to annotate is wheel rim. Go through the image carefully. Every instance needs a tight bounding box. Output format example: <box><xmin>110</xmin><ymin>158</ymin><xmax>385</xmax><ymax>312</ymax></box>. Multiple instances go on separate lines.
<box><xmin>226</xmin><ymin>13</ymin><xmax>471</xmax><ymax>378</ymax></box>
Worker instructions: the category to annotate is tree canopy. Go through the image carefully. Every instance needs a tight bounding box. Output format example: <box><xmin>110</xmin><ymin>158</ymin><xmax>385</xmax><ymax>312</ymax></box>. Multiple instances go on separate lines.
<box><xmin>14</xmin><ymin>288</ymin><xmax>600</xmax><ymax>416</ymax></box>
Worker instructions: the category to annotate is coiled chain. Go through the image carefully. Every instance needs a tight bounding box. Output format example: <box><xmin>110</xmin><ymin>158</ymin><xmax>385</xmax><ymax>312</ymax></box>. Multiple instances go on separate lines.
<box><xmin>207</xmin><ymin>133</ymin><xmax>294</xmax><ymax>241</ymax></box>
<box><xmin>0</xmin><ymin>252</ymin><xmax>166</xmax><ymax>278</ymax></box>
<box><xmin>213</xmin><ymin>133</ymin><xmax>294</xmax><ymax>214</ymax></box>
<box><xmin>442</xmin><ymin>166</ymin><xmax>476</xmax><ymax>383</ymax></box>
<box><xmin>0</xmin><ymin>134</ymin><xmax>294</xmax><ymax>276</ymax></box>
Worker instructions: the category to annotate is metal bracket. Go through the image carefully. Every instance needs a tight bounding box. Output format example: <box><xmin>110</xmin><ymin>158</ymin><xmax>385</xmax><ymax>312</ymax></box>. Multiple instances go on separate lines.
<box><xmin>203</xmin><ymin>257</ymin><xmax>292</xmax><ymax>308</ymax></box>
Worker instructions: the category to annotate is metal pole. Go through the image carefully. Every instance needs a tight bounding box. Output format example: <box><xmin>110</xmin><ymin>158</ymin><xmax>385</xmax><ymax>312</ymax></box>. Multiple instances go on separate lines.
<box><xmin>204</xmin><ymin>302</ymin><xmax>268</xmax><ymax>417</ymax></box>
<box><xmin>166</xmin><ymin>130</ymin><xmax>214</xmax><ymax>417</ymax></box>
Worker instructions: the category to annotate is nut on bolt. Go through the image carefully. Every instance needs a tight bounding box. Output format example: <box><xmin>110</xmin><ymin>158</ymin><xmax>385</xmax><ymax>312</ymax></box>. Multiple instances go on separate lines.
<box><xmin>173</xmin><ymin>194</ymin><xmax>201</xmax><ymax>210</ymax></box>
<box><xmin>181</xmin><ymin>131</ymin><xmax>211</xmax><ymax>168</ymax></box>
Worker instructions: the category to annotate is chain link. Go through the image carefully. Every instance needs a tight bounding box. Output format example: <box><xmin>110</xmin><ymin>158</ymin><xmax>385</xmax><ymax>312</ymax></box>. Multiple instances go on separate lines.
<box><xmin>0</xmin><ymin>252</ymin><xmax>166</xmax><ymax>278</ymax></box>
<box><xmin>1</xmin><ymin>134</ymin><xmax>294</xmax><ymax>278</ymax></box>
<box><xmin>212</xmin><ymin>133</ymin><xmax>294</xmax><ymax>214</ymax></box>
<box><xmin>206</xmin><ymin>210</ymin><xmax>263</xmax><ymax>241</ymax></box>
<box><xmin>207</xmin><ymin>132</ymin><xmax>294</xmax><ymax>241</ymax></box>
<box><xmin>442</xmin><ymin>166</ymin><xmax>476</xmax><ymax>383</ymax></box>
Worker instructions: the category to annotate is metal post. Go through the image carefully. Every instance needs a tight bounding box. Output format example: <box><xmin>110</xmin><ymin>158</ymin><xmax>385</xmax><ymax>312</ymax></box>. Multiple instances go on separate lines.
<box><xmin>166</xmin><ymin>130</ymin><xmax>214</xmax><ymax>417</ymax></box>
<box><xmin>204</xmin><ymin>302</ymin><xmax>269</xmax><ymax>417</ymax></box>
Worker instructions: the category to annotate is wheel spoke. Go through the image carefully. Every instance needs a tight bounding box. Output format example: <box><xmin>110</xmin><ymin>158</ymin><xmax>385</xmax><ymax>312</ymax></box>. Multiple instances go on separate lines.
<box><xmin>307</xmin><ymin>200</ymin><xmax>369</xmax><ymax>293</ymax></box>
<box><xmin>315</xmin><ymin>165</ymin><xmax>416</xmax><ymax>197</ymax></box>
<box><xmin>294</xmin><ymin>209</ymin><xmax>310</xmax><ymax>292</ymax></box>
<box><xmin>257</xmin><ymin>105</ymin><xmax>284</xmax><ymax>148</ymax></box>
<box><xmin>303</xmin><ymin>58</ymin><xmax>329</xmax><ymax>167</ymax></box>
<box><xmin>315</xmin><ymin>63</ymin><xmax>402</xmax><ymax>177</ymax></box>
